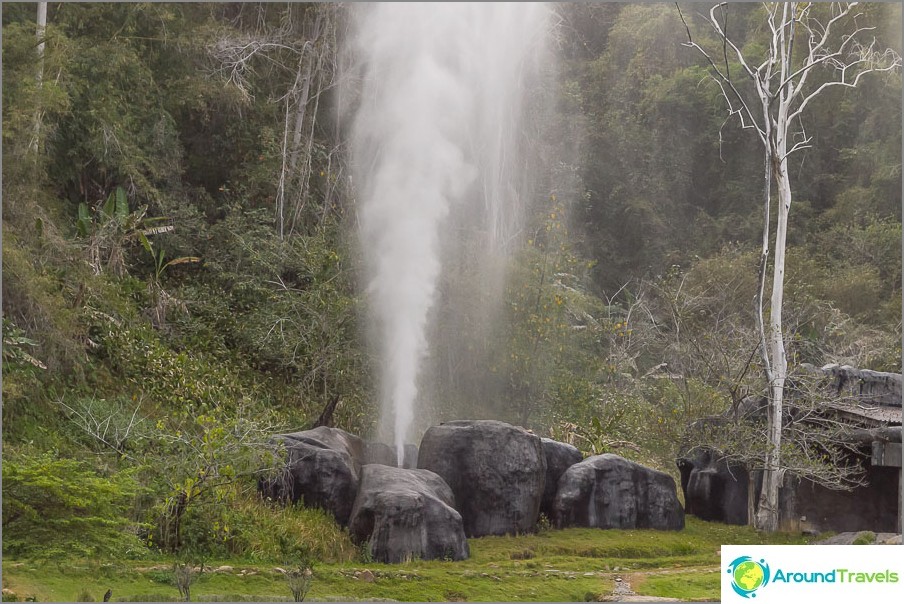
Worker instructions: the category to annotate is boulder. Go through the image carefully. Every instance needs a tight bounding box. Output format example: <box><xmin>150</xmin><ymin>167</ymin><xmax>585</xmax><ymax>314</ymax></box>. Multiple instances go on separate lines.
<box><xmin>362</xmin><ymin>442</ymin><xmax>419</xmax><ymax>468</ymax></box>
<box><xmin>418</xmin><ymin>419</ymin><xmax>546</xmax><ymax>536</ymax></box>
<box><xmin>266</xmin><ymin>426</ymin><xmax>365</xmax><ymax>525</ymax></box>
<box><xmin>365</xmin><ymin>441</ymin><xmax>398</xmax><ymax>466</ymax></box>
<box><xmin>348</xmin><ymin>464</ymin><xmax>469</xmax><ymax>563</ymax></box>
<box><xmin>402</xmin><ymin>443</ymin><xmax>419</xmax><ymax>469</ymax></box>
<box><xmin>554</xmin><ymin>454</ymin><xmax>684</xmax><ymax>530</ymax></box>
<box><xmin>539</xmin><ymin>438</ymin><xmax>583</xmax><ymax>518</ymax></box>
<box><xmin>677</xmin><ymin>448</ymin><xmax>749</xmax><ymax>525</ymax></box>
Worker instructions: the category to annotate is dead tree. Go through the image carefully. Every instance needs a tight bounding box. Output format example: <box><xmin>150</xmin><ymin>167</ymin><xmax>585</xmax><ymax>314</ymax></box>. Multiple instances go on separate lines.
<box><xmin>676</xmin><ymin>2</ymin><xmax>900</xmax><ymax>530</ymax></box>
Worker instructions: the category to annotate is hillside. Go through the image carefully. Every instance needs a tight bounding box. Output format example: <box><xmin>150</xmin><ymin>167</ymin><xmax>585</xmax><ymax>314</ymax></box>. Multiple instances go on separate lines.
<box><xmin>2</xmin><ymin>3</ymin><xmax>901</xmax><ymax>601</ymax></box>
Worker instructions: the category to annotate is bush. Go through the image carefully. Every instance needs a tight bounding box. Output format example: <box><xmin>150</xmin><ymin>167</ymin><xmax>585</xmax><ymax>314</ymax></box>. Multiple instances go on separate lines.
<box><xmin>173</xmin><ymin>489</ymin><xmax>357</xmax><ymax>563</ymax></box>
<box><xmin>1</xmin><ymin>452</ymin><xmax>146</xmax><ymax>558</ymax></box>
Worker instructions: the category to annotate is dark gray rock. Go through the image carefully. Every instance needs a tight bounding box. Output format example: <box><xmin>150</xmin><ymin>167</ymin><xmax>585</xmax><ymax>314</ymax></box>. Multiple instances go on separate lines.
<box><xmin>815</xmin><ymin>364</ymin><xmax>902</xmax><ymax>407</ymax></box>
<box><xmin>402</xmin><ymin>444</ymin><xmax>419</xmax><ymax>469</ymax></box>
<box><xmin>362</xmin><ymin>442</ymin><xmax>419</xmax><ymax>468</ymax></box>
<box><xmin>268</xmin><ymin>426</ymin><xmax>365</xmax><ymax>526</ymax></box>
<box><xmin>365</xmin><ymin>442</ymin><xmax>398</xmax><ymax>466</ymax></box>
<box><xmin>417</xmin><ymin>419</ymin><xmax>546</xmax><ymax>537</ymax></box>
<box><xmin>677</xmin><ymin>448</ymin><xmax>749</xmax><ymax>525</ymax></box>
<box><xmin>539</xmin><ymin>438</ymin><xmax>583</xmax><ymax>518</ymax></box>
<box><xmin>554</xmin><ymin>454</ymin><xmax>684</xmax><ymax>531</ymax></box>
<box><xmin>348</xmin><ymin>464</ymin><xmax>469</xmax><ymax>563</ymax></box>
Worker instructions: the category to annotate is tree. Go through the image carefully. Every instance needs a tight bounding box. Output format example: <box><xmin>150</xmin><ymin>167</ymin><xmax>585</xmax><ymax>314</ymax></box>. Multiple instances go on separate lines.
<box><xmin>209</xmin><ymin>3</ymin><xmax>344</xmax><ymax>238</ymax></box>
<box><xmin>677</xmin><ymin>2</ymin><xmax>900</xmax><ymax>530</ymax></box>
<box><xmin>30</xmin><ymin>2</ymin><xmax>48</xmax><ymax>153</ymax></box>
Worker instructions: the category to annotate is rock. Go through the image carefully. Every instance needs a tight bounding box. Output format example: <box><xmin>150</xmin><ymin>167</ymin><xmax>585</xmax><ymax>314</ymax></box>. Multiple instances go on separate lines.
<box><xmin>818</xmin><ymin>364</ymin><xmax>902</xmax><ymax>407</ymax></box>
<box><xmin>365</xmin><ymin>441</ymin><xmax>398</xmax><ymax>466</ymax></box>
<box><xmin>676</xmin><ymin>447</ymin><xmax>749</xmax><ymax>525</ymax></box>
<box><xmin>540</xmin><ymin>438</ymin><xmax>583</xmax><ymax>518</ymax></box>
<box><xmin>879</xmin><ymin>534</ymin><xmax>902</xmax><ymax>545</ymax></box>
<box><xmin>214</xmin><ymin>565</ymin><xmax>234</xmax><ymax>573</ymax></box>
<box><xmin>815</xmin><ymin>531</ymin><xmax>880</xmax><ymax>545</ymax></box>
<box><xmin>554</xmin><ymin>454</ymin><xmax>684</xmax><ymax>530</ymax></box>
<box><xmin>418</xmin><ymin>420</ymin><xmax>546</xmax><ymax>536</ymax></box>
<box><xmin>402</xmin><ymin>444</ymin><xmax>418</xmax><ymax>469</ymax></box>
<box><xmin>348</xmin><ymin>464</ymin><xmax>469</xmax><ymax>563</ymax></box>
<box><xmin>356</xmin><ymin>569</ymin><xmax>375</xmax><ymax>583</ymax></box>
<box><xmin>264</xmin><ymin>426</ymin><xmax>365</xmax><ymax>525</ymax></box>
<box><xmin>362</xmin><ymin>442</ymin><xmax>418</xmax><ymax>468</ymax></box>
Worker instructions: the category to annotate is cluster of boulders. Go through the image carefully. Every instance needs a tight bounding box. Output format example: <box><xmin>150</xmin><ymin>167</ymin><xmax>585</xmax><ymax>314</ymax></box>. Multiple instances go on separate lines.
<box><xmin>261</xmin><ymin>420</ymin><xmax>684</xmax><ymax>564</ymax></box>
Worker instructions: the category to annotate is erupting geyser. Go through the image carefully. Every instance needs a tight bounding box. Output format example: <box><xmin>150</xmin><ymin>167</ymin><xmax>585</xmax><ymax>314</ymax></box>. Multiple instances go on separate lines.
<box><xmin>350</xmin><ymin>3</ymin><xmax>548</xmax><ymax>463</ymax></box>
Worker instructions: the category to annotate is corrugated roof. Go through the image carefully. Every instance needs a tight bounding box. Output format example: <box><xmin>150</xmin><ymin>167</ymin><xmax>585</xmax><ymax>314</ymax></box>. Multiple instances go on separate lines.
<box><xmin>822</xmin><ymin>400</ymin><xmax>902</xmax><ymax>426</ymax></box>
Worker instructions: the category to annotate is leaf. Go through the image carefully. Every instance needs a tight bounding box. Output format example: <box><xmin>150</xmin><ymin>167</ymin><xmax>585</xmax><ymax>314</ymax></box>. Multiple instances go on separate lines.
<box><xmin>76</xmin><ymin>203</ymin><xmax>91</xmax><ymax>236</ymax></box>
<box><xmin>102</xmin><ymin>190</ymin><xmax>116</xmax><ymax>221</ymax></box>
<box><xmin>162</xmin><ymin>256</ymin><xmax>201</xmax><ymax>270</ymax></box>
<box><xmin>137</xmin><ymin>232</ymin><xmax>153</xmax><ymax>255</ymax></box>
<box><xmin>142</xmin><ymin>225</ymin><xmax>174</xmax><ymax>236</ymax></box>
<box><xmin>115</xmin><ymin>187</ymin><xmax>129</xmax><ymax>221</ymax></box>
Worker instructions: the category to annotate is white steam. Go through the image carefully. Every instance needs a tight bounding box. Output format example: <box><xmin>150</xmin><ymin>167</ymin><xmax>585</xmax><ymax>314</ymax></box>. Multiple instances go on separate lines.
<box><xmin>351</xmin><ymin>3</ymin><xmax>548</xmax><ymax>463</ymax></box>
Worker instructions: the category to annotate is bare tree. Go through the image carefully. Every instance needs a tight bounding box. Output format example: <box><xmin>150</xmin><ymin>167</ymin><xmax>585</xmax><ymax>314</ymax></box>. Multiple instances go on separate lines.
<box><xmin>676</xmin><ymin>2</ymin><xmax>900</xmax><ymax>530</ymax></box>
<box><xmin>210</xmin><ymin>4</ymin><xmax>344</xmax><ymax>239</ymax></box>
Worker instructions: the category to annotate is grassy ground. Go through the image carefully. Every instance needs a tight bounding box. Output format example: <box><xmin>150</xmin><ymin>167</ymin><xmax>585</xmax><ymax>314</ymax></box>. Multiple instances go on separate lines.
<box><xmin>1</xmin><ymin>518</ymin><xmax>815</xmax><ymax>602</ymax></box>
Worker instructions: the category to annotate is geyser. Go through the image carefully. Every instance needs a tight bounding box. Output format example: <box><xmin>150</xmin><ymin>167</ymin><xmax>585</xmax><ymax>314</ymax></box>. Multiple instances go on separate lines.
<box><xmin>350</xmin><ymin>3</ymin><xmax>548</xmax><ymax>463</ymax></box>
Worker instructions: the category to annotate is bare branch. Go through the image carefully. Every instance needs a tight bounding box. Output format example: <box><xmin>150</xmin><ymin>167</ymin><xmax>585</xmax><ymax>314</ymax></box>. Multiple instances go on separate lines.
<box><xmin>675</xmin><ymin>3</ymin><xmax>768</xmax><ymax>144</ymax></box>
<box><xmin>789</xmin><ymin>43</ymin><xmax>901</xmax><ymax>123</ymax></box>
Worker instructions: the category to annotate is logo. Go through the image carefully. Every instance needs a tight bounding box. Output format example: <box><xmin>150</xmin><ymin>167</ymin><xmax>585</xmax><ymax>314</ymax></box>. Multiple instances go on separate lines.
<box><xmin>727</xmin><ymin>556</ymin><xmax>771</xmax><ymax>598</ymax></box>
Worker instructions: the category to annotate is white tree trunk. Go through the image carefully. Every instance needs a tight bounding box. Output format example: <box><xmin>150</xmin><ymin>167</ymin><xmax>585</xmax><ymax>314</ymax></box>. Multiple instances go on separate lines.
<box><xmin>30</xmin><ymin>2</ymin><xmax>48</xmax><ymax>153</ymax></box>
<box><xmin>756</xmin><ymin>147</ymin><xmax>791</xmax><ymax>531</ymax></box>
<box><xmin>36</xmin><ymin>2</ymin><xmax>47</xmax><ymax>77</ymax></box>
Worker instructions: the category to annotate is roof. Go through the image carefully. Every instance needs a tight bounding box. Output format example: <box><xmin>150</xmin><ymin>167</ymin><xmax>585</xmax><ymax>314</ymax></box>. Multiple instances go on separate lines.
<box><xmin>821</xmin><ymin>399</ymin><xmax>902</xmax><ymax>426</ymax></box>
<box><xmin>801</xmin><ymin>363</ymin><xmax>902</xmax><ymax>427</ymax></box>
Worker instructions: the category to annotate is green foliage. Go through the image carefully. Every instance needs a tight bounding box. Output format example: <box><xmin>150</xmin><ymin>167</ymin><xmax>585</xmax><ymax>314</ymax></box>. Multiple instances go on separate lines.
<box><xmin>218</xmin><ymin>497</ymin><xmax>356</xmax><ymax>564</ymax></box>
<box><xmin>2</xmin><ymin>316</ymin><xmax>47</xmax><ymax>371</ymax></box>
<box><xmin>141</xmin><ymin>410</ymin><xmax>284</xmax><ymax>555</ymax></box>
<box><xmin>1</xmin><ymin>452</ymin><xmax>146</xmax><ymax>559</ymax></box>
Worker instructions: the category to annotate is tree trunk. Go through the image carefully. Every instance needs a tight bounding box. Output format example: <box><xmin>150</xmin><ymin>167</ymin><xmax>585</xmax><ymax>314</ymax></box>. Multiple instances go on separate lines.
<box><xmin>288</xmin><ymin>51</ymin><xmax>314</xmax><ymax>175</ymax></box>
<box><xmin>747</xmin><ymin>472</ymin><xmax>758</xmax><ymax>527</ymax></box>
<box><xmin>756</xmin><ymin>140</ymin><xmax>792</xmax><ymax>532</ymax></box>
<box><xmin>30</xmin><ymin>2</ymin><xmax>48</xmax><ymax>153</ymax></box>
<box><xmin>35</xmin><ymin>3</ymin><xmax>47</xmax><ymax>79</ymax></box>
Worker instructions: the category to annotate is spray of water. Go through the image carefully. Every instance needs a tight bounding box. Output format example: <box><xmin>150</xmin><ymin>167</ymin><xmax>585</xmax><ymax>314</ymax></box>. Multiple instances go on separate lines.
<box><xmin>350</xmin><ymin>3</ymin><xmax>548</xmax><ymax>463</ymax></box>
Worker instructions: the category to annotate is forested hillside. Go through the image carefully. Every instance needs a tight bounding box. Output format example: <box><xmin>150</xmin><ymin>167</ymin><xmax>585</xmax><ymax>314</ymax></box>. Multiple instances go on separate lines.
<box><xmin>2</xmin><ymin>0</ymin><xmax>900</xmax><ymax>572</ymax></box>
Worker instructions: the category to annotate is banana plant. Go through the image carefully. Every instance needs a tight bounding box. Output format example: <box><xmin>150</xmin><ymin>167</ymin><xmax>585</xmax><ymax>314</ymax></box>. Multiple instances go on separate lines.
<box><xmin>75</xmin><ymin>186</ymin><xmax>196</xmax><ymax>278</ymax></box>
<box><xmin>76</xmin><ymin>186</ymin><xmax>130</xmax><ymax>236</ymax></box>
<box><xmin>146</xmin><ymin>244</ymin><xmax>200</xmax><ymax>283</ymax></box>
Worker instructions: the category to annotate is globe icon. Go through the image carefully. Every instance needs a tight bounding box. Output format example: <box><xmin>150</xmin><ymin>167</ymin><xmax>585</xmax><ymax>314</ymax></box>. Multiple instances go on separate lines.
<box><xmin>733</xmin><ymin>560</ymin><xmax>765</xmax><ymax>592</ymax></box>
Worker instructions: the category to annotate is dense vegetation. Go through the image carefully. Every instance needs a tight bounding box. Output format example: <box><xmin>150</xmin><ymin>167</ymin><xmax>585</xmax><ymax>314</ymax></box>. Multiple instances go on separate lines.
<box><xmin>2</xmin><ymin>0</ymin><xmax>900</xmax><ymax>585</ymax></box>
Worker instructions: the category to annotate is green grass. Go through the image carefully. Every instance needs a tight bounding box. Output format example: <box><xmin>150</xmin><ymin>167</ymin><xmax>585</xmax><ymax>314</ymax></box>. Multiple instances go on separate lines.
<box><xmin>1</xmin><ymin>518</ymin><xmax>816</xmax><ymax>602</ymax></box>
<box><xmin>632</xmin><ymin>570</ymin><xmax>722</xmax><ymax>601</ymax></box>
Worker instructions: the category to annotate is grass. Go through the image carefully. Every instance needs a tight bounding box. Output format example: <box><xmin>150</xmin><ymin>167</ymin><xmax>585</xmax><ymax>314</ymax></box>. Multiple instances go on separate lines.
<box><xmin>631</xmin><ymin>570</ymin><xmax>723</xmax><ymax>601</ymax></box>
<box><xmin>1</xmin><ymin>518</ymin><xmax>816</xmax><ymax>602</ymax></box>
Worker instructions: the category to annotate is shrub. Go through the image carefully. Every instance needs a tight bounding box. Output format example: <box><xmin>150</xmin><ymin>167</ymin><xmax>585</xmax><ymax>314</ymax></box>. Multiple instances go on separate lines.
<box><xmin>1</xmin><ymin>452</ymin><xmax>146</xmax><ymax>558</ymax></box>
